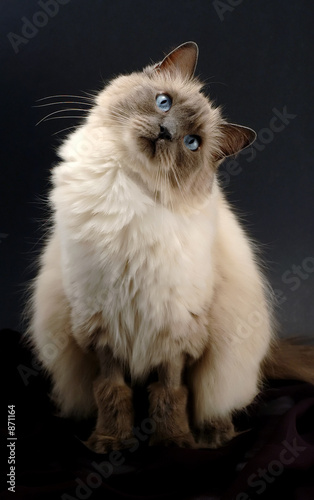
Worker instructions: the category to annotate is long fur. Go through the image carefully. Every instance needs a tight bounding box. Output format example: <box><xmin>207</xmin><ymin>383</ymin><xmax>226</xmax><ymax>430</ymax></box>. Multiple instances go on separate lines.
<box><xmin>262</xmin><ymin>338</ymin><xmax>314</xmax><ymax>385</ymax></box>
<box><xmin>27</xmin><ymin>42</ymin><xmax>313</xmax><ymax>446</ymax></box>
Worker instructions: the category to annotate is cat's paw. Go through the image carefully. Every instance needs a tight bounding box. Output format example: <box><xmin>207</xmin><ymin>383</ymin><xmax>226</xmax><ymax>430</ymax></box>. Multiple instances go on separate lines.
<box><xmin>195</xmin><ymin>417</ymin><xmax>238</xmax><ymax>449</ymax></box>
<box><xmin>149</xmin><ymin>431</ymin><xmax>197</xmax><ymax>449</ymax></box>
<box><xmin>83</xmin><ymin>433</ymin><xmax>133</xmax><ymax>454</ymax></box>
<box><xmin>148</xmin><ymin>382</ymin><xmax>197</xmax><ymax>448</ymax></box>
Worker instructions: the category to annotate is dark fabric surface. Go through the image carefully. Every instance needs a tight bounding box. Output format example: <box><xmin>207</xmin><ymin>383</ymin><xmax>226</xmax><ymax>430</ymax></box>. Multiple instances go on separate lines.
<box><xmin>1</xmin><ymin>328</ymin><xmax>314</xmax><ymax>500</ymax></box>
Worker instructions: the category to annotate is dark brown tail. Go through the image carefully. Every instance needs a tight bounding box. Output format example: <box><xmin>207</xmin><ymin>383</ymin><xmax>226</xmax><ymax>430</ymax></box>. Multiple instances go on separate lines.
<box><xmin>262</xmin><ymin>337</ymin><xmax>314</xmax><ymax>385</ymax></box>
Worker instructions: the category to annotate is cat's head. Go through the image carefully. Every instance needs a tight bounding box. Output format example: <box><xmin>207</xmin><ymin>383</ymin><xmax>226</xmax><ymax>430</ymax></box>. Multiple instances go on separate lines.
<box><xmin>70</xmin><ymin>42</ymin><xmax>256</xmax><ymax>208</ymax></box>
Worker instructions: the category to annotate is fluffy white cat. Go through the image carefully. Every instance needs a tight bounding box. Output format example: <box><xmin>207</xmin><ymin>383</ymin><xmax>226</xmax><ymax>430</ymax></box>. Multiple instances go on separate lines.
<box><xmin>28</xmin><ymin>42</ymin><xmax>313</xmax><ymax>452</ymax></box>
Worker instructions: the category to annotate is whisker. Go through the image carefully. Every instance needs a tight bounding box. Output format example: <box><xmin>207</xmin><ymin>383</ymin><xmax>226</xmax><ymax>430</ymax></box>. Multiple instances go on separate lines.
<box><xmin>158</xmin><ymin>168</ymin><xmax>164</xmax><ymax>223</ymax></box>
<box><xmin>166</xmin><ymin>170</ymin><xmax>175</xmax><ymax>213</ymax></box>
<box><xmin>109</xmin><ymin>108</ymin><xmax>130</xmax><ymax>120</ymax></box>
<box><xmin>169</xmin><ymin>164</ymin><xmax>189</xmax><ymax>207</ymax></box>
<box><xmin>36</xmin><ymin>108</ymin><xmax>88</xmax><ymax>126</ymax></box>
<box><xmin>37</xmin><ymin>116</ymin><xmax>86</xmax><ymax>123</ymax></box>
<box><xmin>82</xmin><ymin>90</ymin><xmax>98</xmax><ymax>99</ymax></box>
<box><xmin>107</xmin><ymin>112</ymin><xmax>129</xmax><ymax>121</ymax></box>
<box><xmin>109</xmin><ymin>106</ymin><xmax>129</xmax><ymax>115</ymax></box>
<box><xmin>109</xmin><ymin>103</ymin><xmax>131</xmax><ymax>113</ymax></box>
<box><xmin>102</xmin><ymin>116</ymin><xmax>129</xmax><ymax>128</ymax></box>
<box><xmin>154</xmin><ymin>165</ymin><xmax>161</xmax><ymax>206</ymax></box>
<box><xmin>34</xmin><ymin>101</ymin><xmax>92</xmax><ymax>108</ymax></box>
<box><xmin>162</xmin><ymin>169</ymin><xmax>169</xmax><ymax>220</ymax></box>
<box><xmin>52</xmin><ymin>125</ymin><xmax>79</xmax><ymax>136</ymax></box>
<box><xmin>36</xmin><ymin>94</ymin><xmax>94</xmax><ymax>102</ymax></box>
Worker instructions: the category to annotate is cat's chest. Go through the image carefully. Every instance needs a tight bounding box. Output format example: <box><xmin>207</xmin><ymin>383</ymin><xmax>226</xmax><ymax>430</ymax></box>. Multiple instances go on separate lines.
<box><xmin>118</xmin><ymin>209</ymin><xmax>214</xmax><ymax>311</ymax></box>
<box><xmin>55</xmin><ymin>161</ymin><xmax>216</xmax><ymax>320</ymax></box>
<box><xmin>61</xmin><ymin>197</ymin><xmax>216</xmax><ymax>369</ymax></box>
<box><xmin>66</xmin><ymin>204</ymin><xmax>214</xmax><ymax>311</ymax></box>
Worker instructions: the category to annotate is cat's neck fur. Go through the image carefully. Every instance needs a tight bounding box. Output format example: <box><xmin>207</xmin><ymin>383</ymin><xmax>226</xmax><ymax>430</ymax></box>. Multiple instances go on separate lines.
<box><xmin>51</xmin><ymin>130</ymin><xmax>220</xmax><ymax>378</ymax></box>
<box><xmin>56</xmin><ymin>122</ymin><xmax>218</xmax><ymax>218</ymax></box>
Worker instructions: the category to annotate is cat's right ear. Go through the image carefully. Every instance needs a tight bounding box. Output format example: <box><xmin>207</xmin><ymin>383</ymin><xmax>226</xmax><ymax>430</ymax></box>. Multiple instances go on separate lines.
<box><xmin>215</xmin><ymin>123</ymin><xmax>257</xmax><ymax>161</ymax></box>
<box><xmin>154</xmin><ymin>42</ymin><xmax>199</xmax><ymax>80</ymax></box>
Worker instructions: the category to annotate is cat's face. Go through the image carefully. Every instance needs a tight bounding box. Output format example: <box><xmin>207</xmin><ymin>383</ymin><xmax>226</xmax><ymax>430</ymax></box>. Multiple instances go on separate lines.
<box><xmin>89</xmin><ymin>43</ymin><xmax>256</xmax><ymax>208</ymax></box>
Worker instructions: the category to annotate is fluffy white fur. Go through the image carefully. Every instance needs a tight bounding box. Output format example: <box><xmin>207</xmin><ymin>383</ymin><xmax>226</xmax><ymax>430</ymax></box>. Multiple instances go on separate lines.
<box><xmin>29</xmin><ymin>43</ymin><xmax>273</xmax><ymax>429</ymax></box>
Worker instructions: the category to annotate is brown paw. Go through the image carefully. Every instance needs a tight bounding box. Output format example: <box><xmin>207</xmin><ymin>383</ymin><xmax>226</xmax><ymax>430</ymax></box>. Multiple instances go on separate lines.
<box><xmin>196</xmin><ymin>417</ymin><xmax>238</xmax><ymax>449</ymax></box>
<box><xmin>148</xmin><ymin>382</ymin><xmax>195</xmax><ymax>448</ymax></box>
<box><xmin>149</xmin><ymin>431</ymin><xmax>197</xmax><ymax>449</ymax></box>
<box><xmin>89</xmin><ymin>379</ymin><xmax>134</xmax><ymax>453</ymax></box>
<box><xmin>83</xmin><ymin>432</ymin><xmax>134</xmax><ymax>454</ymax></box>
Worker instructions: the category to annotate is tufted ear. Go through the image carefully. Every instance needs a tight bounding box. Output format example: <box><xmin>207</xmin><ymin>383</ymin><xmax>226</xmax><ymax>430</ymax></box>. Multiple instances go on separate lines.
<box><xmin>215</xmin><ymin>123</ymin><xmax>256</xmax><ymax>160</ymax></box>
<box><xmin>154</xmin><ymin>41</ymin><xmax>199</xmax><ymax>80</ymax></box>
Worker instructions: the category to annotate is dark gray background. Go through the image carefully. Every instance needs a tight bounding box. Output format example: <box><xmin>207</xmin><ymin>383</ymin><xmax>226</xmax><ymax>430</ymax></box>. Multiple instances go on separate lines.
<box><xmin>1</xmin><ymin>0</ymin><xmax>313</xmax><ymax>337</ymax></box>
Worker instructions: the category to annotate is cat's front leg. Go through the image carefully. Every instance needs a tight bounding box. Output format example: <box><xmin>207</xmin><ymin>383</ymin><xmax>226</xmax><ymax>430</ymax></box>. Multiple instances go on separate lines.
<box><xmin>189</xmin><ymin>340</ymin><xmax>262</xmax><ymax>449</ymax></box>
<box><xmin>148</xmin><ymin>355</ymin><xmax>196</xmax><ymax>448</ymax></box>
<box><xmin>84</xmin><ymin>346</ymin><xmax>134</xmax><ymax>453</ymax></box>
<box><xmin>194</xmin><ymin>414</ymin><xmax>237</xmax><ymax>448</ymax></box>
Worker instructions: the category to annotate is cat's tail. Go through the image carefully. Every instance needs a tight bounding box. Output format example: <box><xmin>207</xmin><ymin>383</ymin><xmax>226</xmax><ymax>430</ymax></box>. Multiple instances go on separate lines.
<box><xmin>262</xmin><ymin>337</ymin><xmax>314</xmax><ymax>385</ymax></box>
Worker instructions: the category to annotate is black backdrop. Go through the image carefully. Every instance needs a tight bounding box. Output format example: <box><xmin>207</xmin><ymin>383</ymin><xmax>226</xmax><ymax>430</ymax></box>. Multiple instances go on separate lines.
<box><xmin>1</xmin><ymin>0</ymin><xmax>314</xmax><ymax>337</ymax></box>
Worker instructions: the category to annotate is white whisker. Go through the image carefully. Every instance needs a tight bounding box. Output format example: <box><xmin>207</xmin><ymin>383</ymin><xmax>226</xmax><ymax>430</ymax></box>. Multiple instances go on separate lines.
<box><xmin>153</xmin><ymin>166</ymin><xmax>161</xmax><ymax>207</ymax></box>
<box><xmin>36</xmin><ymin>94</ymin><xmax>94</xmax><ymax>102</ymax></box>
<box><xmin>107</xmin><ymin>113</ymin><xmax>129</xmax><ymax>122</ymax></box>
<box><xmin>82</xmin><ymin>91</ymin><xmax>98</xmax><ymax>100</ymax></box>
<box><xmin>38</xmin><ymin>116</ymin><xmax>85</xmax><ymax>123</ymax></box>
<box><xmin>109</xmin><ymin>108</ymin><xmax>130</xmax><ymax>120</ymax></box>
<box><xmin>36</xmin><ymin>108</ymin><xmax>88</xmax><ymax>126</ymax></box>
<box><xmin>166</xmin><ymin>170</ymin><xmax>175</xmax><ymax>213</ymax></box>
<box><xmin>169</xmin><ymin>164</ymin><xmax>189</xmax><ymax>207</ymax></box>
<box><xmin>34</xmin><ymin>101</ymin><xmax>92</xmax><ymax>108</ymax></box>
<box><xmin>52</xmin><ymin>125</ymin><xmax>79</xmax><ymax>136</ymax></box>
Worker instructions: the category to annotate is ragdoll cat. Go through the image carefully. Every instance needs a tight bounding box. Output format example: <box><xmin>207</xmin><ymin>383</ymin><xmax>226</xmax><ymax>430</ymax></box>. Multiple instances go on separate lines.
<box><xmin>28</xmin><ymin>42</ymin><xmax>314</xmax><ymax>452</ymax></box>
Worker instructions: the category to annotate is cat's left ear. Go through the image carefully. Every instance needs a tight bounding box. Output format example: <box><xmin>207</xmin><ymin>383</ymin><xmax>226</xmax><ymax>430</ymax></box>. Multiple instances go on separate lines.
<box><xmin>155</xmin><ymin>41</ymin><xmax>199</xmax><ymax>80</ymax></box>
<box><xmin>215</xmin><ymin>123</ymin><xmax>256</xmax><ymax>160</ymax></box>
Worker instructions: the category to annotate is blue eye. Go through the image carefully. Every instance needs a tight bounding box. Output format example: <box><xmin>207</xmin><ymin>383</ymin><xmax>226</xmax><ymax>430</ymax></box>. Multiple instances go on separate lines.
<box><xmin>184</xmin><ymin>135</ymin><xmax>201</xmax><ymax>151</ymax></box>
<box><xmin>156</xmin><ymin>94</ymin><xmax>172</xmax><ymax>112</ymax></box>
